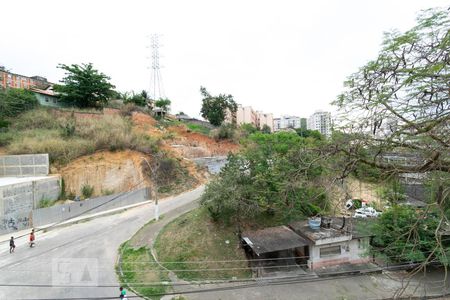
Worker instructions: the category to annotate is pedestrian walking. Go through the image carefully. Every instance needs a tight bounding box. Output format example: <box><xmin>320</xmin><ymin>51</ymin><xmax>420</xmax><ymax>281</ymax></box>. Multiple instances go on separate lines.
<box><xmin>29</xmin><ymin>229</ymin><xmax>35</xmax><ymax>248</ymax></box>
<box><xmin>119</xmin><ymin>286</ymin><xmax>127</xmax><ymax>299</ymax></box>
<box><xmin>9</xmin><ymin>237</ymin><xmax>15</xmax><ymax>253</ymax></box>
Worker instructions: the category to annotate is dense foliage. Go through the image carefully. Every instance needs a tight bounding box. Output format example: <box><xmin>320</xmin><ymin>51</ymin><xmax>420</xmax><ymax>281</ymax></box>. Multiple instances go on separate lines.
<box><xmin>0</xmin><ymin>88</ymin><xmax>38</xmax><ymax>126</ymax></box>
<box><xmin>201</xmin><ymin>132</ymin><xmax>328</xmax><ymax>226</ymax></box>
<box><xmin>200</xmin><ymin>86</ymin><xmax>237</xmax><ymax>126</ymax></box>
<box><xmin>54</xmin><ymin>63</ymin><xmax>115</xmax><ymax>109</ymax></box>
<box><xmin>371</xmin><ymin>206</ymin><xmax>449</xmax><ymax>266</ymax></box>
<box><xmin>154</xmin><ymin>98</ymin><xmax>171</xmax><ymax>112</ymax></box>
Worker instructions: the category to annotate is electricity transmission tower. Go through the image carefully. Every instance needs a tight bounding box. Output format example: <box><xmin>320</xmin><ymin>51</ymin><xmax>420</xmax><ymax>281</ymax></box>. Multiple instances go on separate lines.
<box><xmin>148</xmin><ymin>34</ymin><xmax>165</xmax><ymax>100</ymax></box>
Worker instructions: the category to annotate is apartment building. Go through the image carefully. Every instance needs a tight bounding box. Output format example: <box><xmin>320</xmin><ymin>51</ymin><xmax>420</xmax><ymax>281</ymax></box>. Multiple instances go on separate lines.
<box><xmin>307</xmin><ymin>111</ymin><xmax>332</xmax><ymax>136</ymax></box>
<box><xmin>273</xmin><ymin>115</ymin><xmax>302</xmax><ymax>131</ymax></box>
<box><xmin>0</xmin><ymin>67</ymin><xmax>52</xmax><ymax>90</ymax></box>
<box><xmin>226</xmin><ymin>104</ymin><xmax>274</xmax><ymax>132</ymax></box>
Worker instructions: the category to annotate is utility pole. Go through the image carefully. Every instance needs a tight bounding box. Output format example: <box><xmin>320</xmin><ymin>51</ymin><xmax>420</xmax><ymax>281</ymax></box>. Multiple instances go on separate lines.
<box><xmin>142</xmin><ymin>156</ymin><xmax>160</xmax><ymax>221</ymax></box>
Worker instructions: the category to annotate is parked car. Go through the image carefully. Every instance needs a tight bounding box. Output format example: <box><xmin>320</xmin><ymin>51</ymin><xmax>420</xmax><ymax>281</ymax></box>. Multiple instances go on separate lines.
<box><xmin>355</xmin><ymin>207</ymin><xmax>381</xmax><ymax>217</ymax></box>
<box><xmin>353</xmin><ymin>212</ymin><xmax>368</xmax><ymax>218</ymax></box>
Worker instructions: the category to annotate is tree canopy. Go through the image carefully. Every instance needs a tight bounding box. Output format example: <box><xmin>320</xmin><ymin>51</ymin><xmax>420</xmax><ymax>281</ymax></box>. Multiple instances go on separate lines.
<box><xmin>200</xmin><ymin>87</ymin><xmax>237</xmax><ymax>126</ymax></box>
<box><xmin>54</xmin><ymin>63</ymin><xmax>115</xmax><ymax>109</ymax></box>
<box><xmin>333</xmin><ymin>7</ymin><xmax>450</xmax><ymax>271</ymax></box>
<box><xmin>154</xmin><ymin>98</ymin><xmax>171</xmax><ymax>111</ymax></box>
<box><xmin>201</xmin><ymin>132</ymin><xmax>328</xmax><ymax>226</ymax></box>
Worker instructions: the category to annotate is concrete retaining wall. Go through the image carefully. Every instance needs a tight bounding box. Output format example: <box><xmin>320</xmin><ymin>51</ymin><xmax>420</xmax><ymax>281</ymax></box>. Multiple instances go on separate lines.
<box><xmin>0</xmin><ymin>176</ymin><xmax>60</xmax><ymax>233</ymax></box>
<box><xmin>0</xmin><ymin>154</ymin><xmax>49</xmax><ymax>176</ymax></box>
<box><xmin>32</xmin><ymin>187</ymin><xmax>150</xmax><ymax>227</ymax></box>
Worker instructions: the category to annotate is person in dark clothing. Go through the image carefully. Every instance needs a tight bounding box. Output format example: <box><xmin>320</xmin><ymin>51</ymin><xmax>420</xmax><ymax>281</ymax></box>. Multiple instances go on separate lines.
<box><xmin>9</xmin><ymin>237</ymin><xmax>15</xmax><ymax>253</ymax></box>
<box><xmin>29</xmin><ymin>229</ymin><xmax>35</xmax><ymax>248</ymax></box>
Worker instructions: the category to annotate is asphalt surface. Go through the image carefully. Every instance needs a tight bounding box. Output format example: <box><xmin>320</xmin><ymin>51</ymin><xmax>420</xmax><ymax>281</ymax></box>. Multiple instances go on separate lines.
<box><xmin>0</xmin><ymin>185</ymin><xmax>204</xmax><ymax>300</ymax></box>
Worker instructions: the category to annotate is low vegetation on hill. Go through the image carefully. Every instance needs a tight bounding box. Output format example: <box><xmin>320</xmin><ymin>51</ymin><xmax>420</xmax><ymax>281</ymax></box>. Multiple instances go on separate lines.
<box><xmin>1</xmin><ymin>108</ymin><xmax>159</xmax><ymax>165</ymax></box>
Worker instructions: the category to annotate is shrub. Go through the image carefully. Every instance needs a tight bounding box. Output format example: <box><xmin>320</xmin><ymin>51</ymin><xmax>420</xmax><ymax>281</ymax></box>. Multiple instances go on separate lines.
<box><xmin>0</xmin><ymin>88</ymin><xmax>38</xmax><ymax>119</ymax></box>
<box><xmin>11</xmin><ymin>109</ymin><xmax>59</xmax><ymax>130</ymax></box>
<box><xmin>81</xmin><ymin>184</ymin><xmax>94</xmax><ymax>199</ymax></box>
<box><xmin>210</xmin><ymin>124</ymin><xmax>235</xmax><ymax>140</ymax></box>
<box><xmin>38</xmin><ymin>198</ymin><xmax>55</xmax><ymax>208</ymax></box>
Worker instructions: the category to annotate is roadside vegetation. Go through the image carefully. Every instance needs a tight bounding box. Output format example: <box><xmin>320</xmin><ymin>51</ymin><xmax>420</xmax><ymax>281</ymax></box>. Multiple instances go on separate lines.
<box><xmin>118</xmin><ymin>241</ymin><xmax>170</xmax><ymax>299</ymax></box>
<box><xmin>154</xmin><ymin>208</ymin><xmax>251</xmax><ymax>280</ymax></box>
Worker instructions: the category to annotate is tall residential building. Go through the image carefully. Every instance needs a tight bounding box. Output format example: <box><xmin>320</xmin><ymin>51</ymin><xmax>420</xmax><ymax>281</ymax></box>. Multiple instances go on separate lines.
<box><xmin>273</xmin><ymin>115</ymin><xmax>301</xmax><ymax>131</ymax></box>
<box><xmin>307</xmin><ymin>111</ymin><xmax>332</xmax><ymax>136</ymax></box>
<box><xmin>226</xmin><ymin>104</ymin><xmax>274</xmax><ymax>132</ymax></box>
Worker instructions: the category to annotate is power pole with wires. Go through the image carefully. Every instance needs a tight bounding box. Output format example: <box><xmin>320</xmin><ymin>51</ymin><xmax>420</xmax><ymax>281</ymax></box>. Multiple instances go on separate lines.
<box><xmin>147</xmin><ymin>34</ymin><xmax>166</xmax><ymax>100</ymax></box>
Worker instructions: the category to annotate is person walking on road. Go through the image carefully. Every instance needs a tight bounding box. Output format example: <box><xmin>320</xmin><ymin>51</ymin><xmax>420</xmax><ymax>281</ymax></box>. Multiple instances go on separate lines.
<box><xmin>119</xmin><ymin>286</ymin><xmax>127</xmax><ymax>299</ymax></box>
<box><xmin>9</xmin><ymin>237</ymin><xmax>15</xmax><ymax>253</ymax></box>
<box><xmin>29</xmin><ymin>229</ymin><xmax>35</xmax><ymax>248</ymax></box>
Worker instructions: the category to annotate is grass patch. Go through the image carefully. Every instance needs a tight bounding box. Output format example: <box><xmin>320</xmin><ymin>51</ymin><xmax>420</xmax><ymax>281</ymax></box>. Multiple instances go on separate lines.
<box><xmin>1</xmin><ymin>108</ymin><xmax>160</xmax><ymax>165</ymax></box>
<box><xmin>154</xmin><ymin>207</ymin><xmax>251</xmax><ymax>281</ymax></box>
<box><xmin>184</xmin><ymin>122</ymin><xmax>211</xmax><ymax>135</ymax></box>
<box><xmin>38</xmin><ymin>198</ymin><xmax>56</xmax><ymax>208</ymax></box>
<box><xmin>118</xmin><ymin>242</ymin><xmax>170</xmax><ymax>300</ymax></box>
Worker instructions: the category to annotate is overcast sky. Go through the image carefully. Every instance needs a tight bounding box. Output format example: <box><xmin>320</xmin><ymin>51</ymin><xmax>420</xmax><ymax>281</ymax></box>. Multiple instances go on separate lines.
<box><xmin>0</xmin><ymin>0</ymin><xmax>448</xmax><ymax>119</ymax></box>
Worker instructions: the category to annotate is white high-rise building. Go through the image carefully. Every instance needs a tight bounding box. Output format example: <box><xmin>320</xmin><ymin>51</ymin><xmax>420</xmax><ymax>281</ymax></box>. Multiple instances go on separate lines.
<box><xmin>273</xmin><ymin>116</ymin><xmax>301</xmax><ymax>131</ymax></box>
<box><xmin>307</xmin><ymin>111</ymin><xmax>332</xmax><ymax>136</ymax></box>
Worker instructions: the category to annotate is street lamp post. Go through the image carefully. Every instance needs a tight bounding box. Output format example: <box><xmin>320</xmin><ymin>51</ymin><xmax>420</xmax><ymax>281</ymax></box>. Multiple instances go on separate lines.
<box><xmin>142</xmin><ymin>157</ymin><xmax>160</xmax><ymax>221</ymax></box>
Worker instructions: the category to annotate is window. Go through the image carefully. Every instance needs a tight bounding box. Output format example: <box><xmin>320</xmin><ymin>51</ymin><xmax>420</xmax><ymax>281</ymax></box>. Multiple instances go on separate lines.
<box><xmin>320</xmin><ymin>245</ymin><xmax>341</xmax><ymax>257</ymax></box>
<box><xmin>45</xmin><ymin>97</ymin><xmax>49</xmax><ymax>102</ymax></box>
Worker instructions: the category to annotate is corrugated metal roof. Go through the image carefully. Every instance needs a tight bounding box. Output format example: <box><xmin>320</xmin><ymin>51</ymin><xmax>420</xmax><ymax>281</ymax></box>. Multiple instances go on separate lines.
<box><xmin>242</xmin><ymin>225</ymin><xmax>311</xmax><ymax>256</ymax></box>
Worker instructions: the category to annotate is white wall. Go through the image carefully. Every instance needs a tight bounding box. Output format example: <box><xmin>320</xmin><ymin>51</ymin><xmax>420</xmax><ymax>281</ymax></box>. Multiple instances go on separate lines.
<box><xmin>308</xmin><ymin>237</ymin><xmax>370</xmax><ymax>269</ymax></box>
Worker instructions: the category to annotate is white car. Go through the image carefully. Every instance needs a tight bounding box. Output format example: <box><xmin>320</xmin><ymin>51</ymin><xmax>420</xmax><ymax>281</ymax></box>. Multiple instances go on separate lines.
<box><xmin>355</xmin><ymin>207</ymin><xmax>381</xmax><ymax>217</ymax></box>
<box><xmin>353</xmin><ymin>212</ymin><xmax>368</xmax><ymax>218</ymax></box>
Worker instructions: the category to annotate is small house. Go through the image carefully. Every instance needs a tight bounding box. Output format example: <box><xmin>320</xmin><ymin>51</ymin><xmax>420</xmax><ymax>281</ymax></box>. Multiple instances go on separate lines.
<box><xmin>32</xmin><ymin>87</ymin><xmax>63</xmax><ymax>108</ymax></box>
<box><xmin>289</xmin><ymin>217</ymin><xmax>372</xmax><ymax>270</ymax></box>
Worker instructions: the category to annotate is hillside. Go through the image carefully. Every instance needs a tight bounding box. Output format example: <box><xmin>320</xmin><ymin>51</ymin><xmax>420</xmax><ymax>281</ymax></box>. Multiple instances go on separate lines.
<box><xmin>0</xmin><ymin>107</ymin><xmax>238</xmax><ymax>198</ymax></box>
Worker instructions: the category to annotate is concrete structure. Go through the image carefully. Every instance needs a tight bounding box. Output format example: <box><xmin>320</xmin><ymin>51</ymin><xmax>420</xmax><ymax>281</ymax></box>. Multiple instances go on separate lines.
<box><xmin>307</xmin><ymin>111</ymin><xmax>332</xmax><ymax>137</ymax></box>
<box><xmin>0</xmin><ymin>154</ymin><xmax>49</xmax><ymax>177</ymax></box>
<box><xmin>289</xmin><ymin>218</ymin><xmax>371</xmax><ymax>270</ymax></box>
<box><xmin>32</xmin><ymin>188</ymin><xmax>149</xmax><ymax>227</ymax></box>
<box><xmin>226</xmin><ymin>104</ymin><xmax>274</xmax><ymax>132</ymax></box>
<box><xmin>236</xmin><ymin>105</ymin><xmax>258</xmax><ymax>127</ymax></box>
<box><xmin>0</xmin><ymin>154</ymin><xmax>60</xmax><ymax>234</ymax></box>
<box><xmin>0</xmin><ymin>67</ymin><xmax>52</xmax><ymax>90</ymax></box>
<box><xmin>0</xmin><ymin>176</ymin><xmax>60</xmax><ymax>233</ymax></box>
<box><xmin>256</xmin><ymin>111</ymin><xmax>274</xmax><ymax>132</ymax></box>
<box><xmin>273</xmin><ymin>115</ymin><xmax>301</xmax><ymax>131</ymax></box>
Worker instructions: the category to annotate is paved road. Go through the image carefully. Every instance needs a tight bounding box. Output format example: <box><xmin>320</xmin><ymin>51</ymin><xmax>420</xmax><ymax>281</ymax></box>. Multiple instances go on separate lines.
<box><xmin>0</xmin><ymin>185</ymin><xmax>204</xmax><ymax>300</ymax></box>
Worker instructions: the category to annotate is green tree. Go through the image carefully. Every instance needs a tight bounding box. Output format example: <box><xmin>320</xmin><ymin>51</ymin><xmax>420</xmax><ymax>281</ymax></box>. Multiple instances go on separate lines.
<box><xmin>333</xmin><ymin>8</ymin><xmax>450</xmax><ymax>176</ymax></box>
<box><xmin>200</xmin><ymin>87</ymin><xmax>237</xmax><ymax>126</ymax></box>
<box><xmin>261</xmin><ymin>124</ymin><xmax>272</xmax><ymax>134</ymax></box>
<box><xmin>154</xmin><ymin>98</ymin><xmax>171</xmax><ymax>111</ymax></box>
<box><xmin>121</xmin><ymin>91</ymin><xmax>147</xmax><ymax>106</ymax></box>
<box><xmin>295</xmin><ymin>128</ymin><xmax>322</xmax><ymax>140</ymax></box>
<box><xmin>201</xmin><ymin>132</ymin><xmax>328</xmax><ymax>225</ymax></box>
<box><xmin>371</xmin><ymin>206</ymin><xmax>448</xmax><ymax>265</ymax></box>
<box><xmin>54</xmin><ymin>63</ymin><xmax>115</xmax><ymax>109</ymax></box>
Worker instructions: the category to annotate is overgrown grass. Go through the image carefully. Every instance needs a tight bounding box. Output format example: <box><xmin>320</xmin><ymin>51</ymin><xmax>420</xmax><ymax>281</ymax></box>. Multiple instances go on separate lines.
<box><xmin>38</xmin><ymin>198</ymin><xmax>56</xmax><ymax>208</ymax></box>
<box><xmin>184</xmin><ymin>122</ymin><xmax>211</xmax><ymax>135</ymax></box>
<box><xmin>118</xmin><ymin>242</ymin><xmax>170</xmax><ymax>299</ymax></box>
<box><xmin>1</xmin><ymin>108</ymin><xmax>160</xmax><ymax>165</ymax></box>
<box><xmin>154</xmin><ymin>207</ymin><xmax>251</xmax><ymax>281</ymax></box>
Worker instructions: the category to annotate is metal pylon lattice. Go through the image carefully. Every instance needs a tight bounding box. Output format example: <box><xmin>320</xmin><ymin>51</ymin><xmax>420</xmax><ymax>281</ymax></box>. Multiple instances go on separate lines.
<box><xmin>148</xmin><ymin>34</ymin><xmax>166</xmax><ymax>100</ymax></box>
